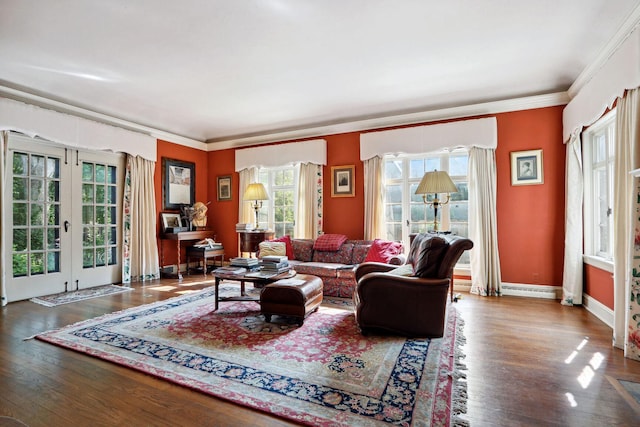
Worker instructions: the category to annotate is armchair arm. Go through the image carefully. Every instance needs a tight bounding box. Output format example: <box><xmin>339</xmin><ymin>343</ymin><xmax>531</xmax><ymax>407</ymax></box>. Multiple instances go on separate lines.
<box><xmin>354</xmin><ymin>262</ymin><xmax>398</xmax><ymax>281</ymax></box>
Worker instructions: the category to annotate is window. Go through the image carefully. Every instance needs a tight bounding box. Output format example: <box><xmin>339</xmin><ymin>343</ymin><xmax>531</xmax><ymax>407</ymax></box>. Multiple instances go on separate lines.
<box><xmin>583</xmin><ymin>110</ymin><xmax>616</xmax><ymax>263</ymax></box>
<box><xmin>383</xmin><ymin>150</ymin><xmax>469</xmax><ymax>264</ymax></box>
<box><xmin>258</xmin><ymin>165</ymin><xmax>298</xmax><ymax>237</ymax></box>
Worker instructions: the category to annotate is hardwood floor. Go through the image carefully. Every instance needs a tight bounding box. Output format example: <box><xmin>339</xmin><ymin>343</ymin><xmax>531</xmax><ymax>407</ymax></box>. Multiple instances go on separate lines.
<box><xmin>1</xmin><ymin>277</ymin><xmax>639</xmax><ymax>426</ymax></box>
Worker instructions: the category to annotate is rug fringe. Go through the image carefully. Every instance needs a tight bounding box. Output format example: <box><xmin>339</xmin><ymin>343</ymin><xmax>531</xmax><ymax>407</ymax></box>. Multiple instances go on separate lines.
<box><xmin>451</xmin><ymin>311</ymin><xmax>470</xmax><ymax>427</ymax></box>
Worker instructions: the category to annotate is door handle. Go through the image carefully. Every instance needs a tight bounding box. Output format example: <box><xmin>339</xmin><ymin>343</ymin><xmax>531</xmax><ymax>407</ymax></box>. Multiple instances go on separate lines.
<box><xmin>64</xmin><ymin>220</ymin><xmax>70</xmax><ymax>232</ymax></box>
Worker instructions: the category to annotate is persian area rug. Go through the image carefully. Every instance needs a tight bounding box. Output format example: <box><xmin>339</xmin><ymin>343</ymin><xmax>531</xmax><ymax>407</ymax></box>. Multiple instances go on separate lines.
<box><xmin>35</xmin><ymin>285</ymin><xmax>468</xmax><ymax>426</ymax></box>
<box><xmin>30</xmin><ymin>284</ymin><xmax>133</xmax><ymax>307</ymax></box>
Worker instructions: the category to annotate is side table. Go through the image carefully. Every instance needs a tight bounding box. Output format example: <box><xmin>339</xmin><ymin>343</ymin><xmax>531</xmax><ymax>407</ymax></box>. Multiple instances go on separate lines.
<box><xmin>160</xmin><ymin>230</ymin><xmax>216</xmax><ymax>280</ymax></box>
<box><xmin>186</xmin><ymin>246</ymin><xmax>225</xmax><ymax>276</ymax></box>
<box><xmin>237</xmin><ymin>230</ymin><xmax>275</xmax><ymax>257</ymax></box>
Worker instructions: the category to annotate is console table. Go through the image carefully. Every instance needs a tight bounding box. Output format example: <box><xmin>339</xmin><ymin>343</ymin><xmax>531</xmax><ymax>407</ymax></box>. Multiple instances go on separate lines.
<box><xmin>237</xmin><ymin>230</ymin><xmax>275</xmax><ymax>257</ymax></box>
<box><xmin>160</xmin><ymin>230</ymin><xmax>216</xmax><ymax>280</ymax></box>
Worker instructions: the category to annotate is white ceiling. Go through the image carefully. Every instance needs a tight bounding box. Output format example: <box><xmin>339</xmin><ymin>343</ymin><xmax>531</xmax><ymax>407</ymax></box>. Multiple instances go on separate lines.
<box><xmin>1</xmin><ymin>0</ymin><xmax>639</xmax><ymax>149</ymax></box>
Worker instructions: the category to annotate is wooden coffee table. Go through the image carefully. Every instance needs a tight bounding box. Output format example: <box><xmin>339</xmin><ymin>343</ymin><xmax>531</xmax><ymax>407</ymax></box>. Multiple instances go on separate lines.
<box><xmin>212</xmin><ymin>269</ymin><xmax>296</xmax><ymax>311</ymax></box>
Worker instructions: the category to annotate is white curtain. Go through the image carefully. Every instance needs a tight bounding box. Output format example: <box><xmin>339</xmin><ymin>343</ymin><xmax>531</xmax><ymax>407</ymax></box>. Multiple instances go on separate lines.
<box><xmin>561</xmin><ymin>133</ymin><xmax>584</xmax><ymax>305</ymax></box>
<box><xmin>363</xmin><ymin>155</ymin><xmax>385</xmax><ymax>240</ymax></box>
<box><xmin>613</xmin><ymin>88</ymin><xmax>640</xmax><ymax>351</ymax></box>
<box><xmin>469</xmin><ymin>147</ymin><xmax>502</xmax><ymax>296</ymax></box>
<box><xmin>238</xmin><ymin>167</ymin><xmax>258</xmax><ymax>225</ymax></box>
<box><xmin>0</xmin><ymin>131</ymin><xmax>7</xmax><ymax>306</ymax></box>
<box><xmin>122</xmin><ymin>155</ymin><xmax>160</xmax><ymax>283</ymax></box>
<box><xmin>296</xmin><ymin>163</ymin><xmax>323</xmax><ymax>238</ymax></box>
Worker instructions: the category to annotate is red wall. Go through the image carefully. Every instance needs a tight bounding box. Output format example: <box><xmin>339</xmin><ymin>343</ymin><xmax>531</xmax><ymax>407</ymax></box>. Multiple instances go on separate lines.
<box><xmin>495</xmin><ymin>107</ymin><xmax>566</xmax><ymax>286</ymax></box>
<box><xmin>155</xmin><ymin>140</ymin><xmax>210</xmax><ymax>267</ymax></box>
<box><xmin>584</xmin><ymin>264</ymin><xmax>614</xmax><ymax>309</ymax></box>
<box><xmin>157</xmin><ymin>105</ymin><xmax>567</xmax><ymax>288</ymax></box>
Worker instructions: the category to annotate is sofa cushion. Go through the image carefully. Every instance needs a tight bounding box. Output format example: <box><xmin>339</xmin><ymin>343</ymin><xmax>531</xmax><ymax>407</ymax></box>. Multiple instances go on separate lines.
<box><xmin>271</xmin><ymin>235</ymin><xmax>294</xmax><ymax>260</ymax></box>
<box><xmin>292</xmin><ymin>239</ymin><xmax>314</xmax><ymax>262</ymax></box>
<box><xmin>313</xmin><ymin>242</ymin><xmax>354</xmax><ymax>264</ymax></box>
<box><xmin>292</xmin><ymin>262</ymin><xmax>350</xmax><ymax>278</ymax></box>
<box><xmin>351</xmin><ymin>243</ymin><xmax>372</xmax><ymax>264</ymax></box>
<box><xmin>413</xmin><ymin>236</ymin><xmax>449</xmax><ymax>278</ymax></box>
<box><xmin>364</xmin><ymin>239</ymin><xmax>403</xmax><ymax>264</ymax></box>
<box><xmin>257</xmin><ymin>241</ymin><xmax>286</xmax><ymax>258</ymax></box>
<box><xmin>313</xmin><ymin>233</ymin><xmax>347</xmax><ymax>251</ymax></box>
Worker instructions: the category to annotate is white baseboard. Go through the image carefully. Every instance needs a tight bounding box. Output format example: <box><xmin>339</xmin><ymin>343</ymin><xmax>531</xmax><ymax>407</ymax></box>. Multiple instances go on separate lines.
<box><xmin>501</xmin><ymin>282</ymin><xmax>561</xmax><ymax>299</ymax></box>
<box><xmin>583</xmin><ymin>294</ymin><xmax>614</xmax><ymax>328</ymax></box>
<box><xmin>454</xmin><ymin>280</ymin><xmax>562</xmax><ymax>299</ymax></box>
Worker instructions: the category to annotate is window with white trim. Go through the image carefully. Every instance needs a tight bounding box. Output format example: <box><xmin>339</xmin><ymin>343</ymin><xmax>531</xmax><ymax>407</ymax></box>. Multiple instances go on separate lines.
<box><xmin>258</xmin><ymin>165</ymin><xmax>299</xmax><ymax>237</ymax></box>
<box><xmin>383</xmin><ymin>150</ymin><xmax>469</xmax><ymax>265</ymax></box>
<box><xmin>583</xmin><ymin>110</ymin><xmax>616</xmax><ymax>262</ymax></box>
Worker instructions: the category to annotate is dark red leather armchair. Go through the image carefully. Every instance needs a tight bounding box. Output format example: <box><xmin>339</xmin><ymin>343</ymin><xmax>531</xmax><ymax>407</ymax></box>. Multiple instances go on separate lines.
<box><xmin>353</xmin><ymin>234</ymin><xmax>473</xmax><ymax>337</ymax></box>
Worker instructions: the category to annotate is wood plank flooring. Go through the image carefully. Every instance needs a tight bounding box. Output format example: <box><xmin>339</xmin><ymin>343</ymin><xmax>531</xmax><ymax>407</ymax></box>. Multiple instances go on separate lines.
<box><xmin>1</xmin><ymin>277</ymin><xmax>639</xmax><ymax>426</ymax></box>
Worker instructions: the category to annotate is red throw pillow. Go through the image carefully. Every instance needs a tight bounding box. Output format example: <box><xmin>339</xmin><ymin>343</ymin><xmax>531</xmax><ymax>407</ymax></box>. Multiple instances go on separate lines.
<box><xmin>364</xmin><ymin>239</ymin><xmax>403</xmax><ymax>263</ymax></box>
<box><xmin>271</xmin><ymin>235</ymin><xmax>294</xmax><ymax>259</ymax></box>
<box><xmin>313</xmin><ymin>234</ymin><xmax>348</xmax><ymax>251</ymax></box>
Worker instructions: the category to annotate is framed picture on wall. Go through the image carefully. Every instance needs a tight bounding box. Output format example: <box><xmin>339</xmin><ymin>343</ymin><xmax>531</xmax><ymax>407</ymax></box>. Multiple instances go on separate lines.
<box><xmin>510</xmin><ymin>149</ymin><xmax>543</xmax><ymax>186</ymax></box>
<box><xmin>331</xmin><ymin>165</ymin><xmax>355</xmax><ymax>197</ymax></box>
<box><xmin>217</xmin><ymin>175</ymin><xmax>232</xmax><ymax>201</ymax></box>
<box><xmin>162</xmin><ymin>158</ymin><xmax>195</xmax><ymax>210</ymax></box>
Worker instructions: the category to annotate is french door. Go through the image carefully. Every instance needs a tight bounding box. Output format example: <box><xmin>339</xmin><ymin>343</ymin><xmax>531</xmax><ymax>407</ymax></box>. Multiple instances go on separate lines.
<box><xmin>4</xmin><ymin>134</ymin><xmax>124</xmax><ymax>302</ymax></box>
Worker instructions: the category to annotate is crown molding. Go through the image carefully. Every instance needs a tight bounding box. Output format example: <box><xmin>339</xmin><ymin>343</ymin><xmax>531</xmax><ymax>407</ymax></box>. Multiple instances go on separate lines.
<box><xmin>205</xmin><ymin>92</ymin><xmax>570</xmax><ymax>151</ymax></box>
<box><xmin>0</xmin><ymin>85</ymin><xmax>208</xmax><ymax>150</ymax></box>
<box><xmin>568</xmin><ymin>3</ymin><xmax>640</xmax><ymax>98</ymax></box>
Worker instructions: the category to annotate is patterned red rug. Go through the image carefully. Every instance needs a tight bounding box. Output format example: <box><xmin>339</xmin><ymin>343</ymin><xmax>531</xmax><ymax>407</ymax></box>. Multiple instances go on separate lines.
<box><xmin>36</xmin><ymin>286</ymin><xmax>468</xmax><ymax>426</ymax></box>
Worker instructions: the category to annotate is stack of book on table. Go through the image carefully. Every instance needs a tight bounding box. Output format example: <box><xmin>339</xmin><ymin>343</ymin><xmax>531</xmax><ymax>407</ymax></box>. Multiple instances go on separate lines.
<box><xmin>213</xmin><ymin>266</ymin><xmax>247</xmax><ymax>275</ymax></box>
<box><xmin>260</xmin><ymin>255</ymin><xmax>290</xmax><ymax>274</ymax></box>
<box><xmin>229</xmin><ymin>257</ymin><xmax>260</xmax><ymax>271</ymax></box>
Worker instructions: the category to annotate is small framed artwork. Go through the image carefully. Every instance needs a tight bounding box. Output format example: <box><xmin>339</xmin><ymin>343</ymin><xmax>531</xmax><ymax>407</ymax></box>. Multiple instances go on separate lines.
<box><xmin>511</xmin><ymin>149</ymin><xmax>543</xmax><ymax>186</ymax></box>
<box><xmin>162</xmin><ymin>158</ymin><xmax>195</xmax><ymax>210</ymax></box>
<box><xmin>217</xmin><ymin>175</ymin><xmax>232</xmax><ymax>201</ymax></box>
<box><xmin>160</xmin><ymin>212</ymin><xmax>183</xmax><ymax>232</ymax></box>
<box><xmin>331</xmin><ymin>165</ymin><xmax>355</xmax><ymax>197</ymax></box>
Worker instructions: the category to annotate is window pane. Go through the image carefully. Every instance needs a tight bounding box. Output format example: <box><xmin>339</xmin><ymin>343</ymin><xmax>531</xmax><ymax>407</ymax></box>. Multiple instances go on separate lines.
<box><xmin>409</xmin><ymin>159</ymin><xmax>425</xmax><ymax>179</ymax></box>
<box><xmin>95</xmin><ymin>164</ymin><xmax>106</xmax><ymax>183</ymax></box>
<box><xmin>384</xmin><ymin>160</ymin><xmax>402</xmax><ymax>179</ymax></box>
<box><xmin>46</xmin><ymin>158</ymin><xmax>60</xmax><ymax>179</ymax></box>
<box><xmin>410</xmin><ymin>204</ymin><xmax>427</xmax><ymax>222</ymax></box>
<box><xmin>107</xmin><ymin>166</ymin><xmax>117</xmax><ymax>184</ymax></box>
<box><xmin>425</xmin><ymin>158</ymin><xmax>440</xmax><ymax>172</ymax></box>
<box><xmin>13</xmin><ymin>203</ymin><xmax>27</xmax><ymax>226</ymax></box>
<box><xmin>13</xmin><ymin>229</ymin><xmax>27</xmax><ymax>251</ymax></box>
<box><xmin>48</xmin><ymin>228</ymin><xmax>60</xmax><ymax>249</ymax></box>
<box><xmin>48</xmin><ymin>181</ymin><xmax>60</xmax><ymax>202</ymax></box>
<box><xmin>30</xmin><ymin>179</ymin><xmax>44</xmax><ymax>201</ymax></box>
<box><xmin>386</xmin><ymin>185</ymin><xmax>402</xmax><ymax>203</ymax></box>
<box><xmin>96</xmin><ymin>185</ymin><xmax>105</xmax><ymax>203</ymax></box>
<box><xmin>30</xmin><ymin>228</ymin><xmax>44</xmax><ymax>251</ymax></box>
<box><xmin>83</xmin><ymin>163</ymin><xmax>94</xmax><ymax>182</ymax></box>
<box><xmin>83</xmin><ymin>249</ymin><xmax>94</xmax><ymax>268</ymax></box>
<box><xmin>31</xmin><ymin>252</ymin><xmax>44</xmax><ymax>275</ymax></box>
<box><xmin>30</xmin><ymin>155</ymin><xmax>45</xmax><ymax>177</ymax></box>
<box><xmin>30</xmin><ymin>204</ymin><xmax>44</xmax><ymax>226</ymax></box>
<box><xmin>13</xmin><ymin>153</ymin><xmax>27</xmax><ymax>175</ymax></box>
<box><xmin>450</xmin><ymin>202</ymin><xmax>468</xmax><ymax>221</ymax></box>
<box><xmin>47</xmin><ymin>204</ymin><xmax>59</xmax><ymax>226</ymax></box>
<box><xmin>451</xmin><ymin>182</ymin><xmax>468</xmax><ymax>201</ymax></box>
<box><xmin>47</xmin><ymin>252</ymin><xmax>60</xmax><ymax>273</ymax></box>
<box><xmin>450</xmin><ymin>155</ymin><xmax>468</xmax><ymax>176</ymax></box>
<box><xmin>385</xmin><ymin>204</ymin><xmax>402</xmax><ymax>222</ymax></box>
<box><xmin>13</xmin><ymin>177</ymin><xmax>27</xmax><ymax>200</ymax></box>
<box><xmin>83</xmin><ymin>184</ymin><xmax>94</xmax><ymax>203</ymax></box>
<box><xmin>13</xmin><ymin>253</ymin><xmax>27</xmax><ymax>277</ymax></box>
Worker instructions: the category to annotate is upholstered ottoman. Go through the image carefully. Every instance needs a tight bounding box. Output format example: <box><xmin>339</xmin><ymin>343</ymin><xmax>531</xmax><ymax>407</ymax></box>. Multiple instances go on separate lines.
<box><xmin>260</xmin><ymin>274</ymin><xmax>323</xmax><ymax>325</ymax></box>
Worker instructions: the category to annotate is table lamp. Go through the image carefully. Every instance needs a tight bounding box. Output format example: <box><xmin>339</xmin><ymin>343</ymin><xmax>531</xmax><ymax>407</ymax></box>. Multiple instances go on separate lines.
<box><xmin>243</xmin><ymin>183</ymin><xmax>269</xmax><ymax>230</ymax></box>
<box><xmin>415</xmin><ymin>170</ymin><xmax>458</xmax><ymax>232</ymax></box>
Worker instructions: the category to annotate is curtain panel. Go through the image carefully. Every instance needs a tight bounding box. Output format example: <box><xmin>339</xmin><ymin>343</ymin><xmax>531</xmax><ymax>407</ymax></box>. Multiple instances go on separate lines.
<box><xmin>363</xmin><ymin>156</ymin><xmax>385</xmax><ymax>240</ymax></box>
<box><xmin>122</xmin><ymin>155</ymin><xmax>160</xmax><ymax>283</ymax></box>
<box><xmin>468</xmin><ymin>147</ymin><xmax>502</xmax><ymax>296</ymax></box>
<box><xmin>238</xmin><ymin>168</ymin><xmax>258</xmax><ymax>226</ymax></box>
<box><xmin>296</xmin><ymin>163</ymin><xmax>323</xmax><ymax>238</ymax></box>
<box><xmin>561</xmin><ymin>133</ymin><xmax>584</xmax><ymax>305</ymax></box>
<box><xmin>612</xmin><ymin>88</ymin><xmax>640</xmax><ymax>357</ymax></box>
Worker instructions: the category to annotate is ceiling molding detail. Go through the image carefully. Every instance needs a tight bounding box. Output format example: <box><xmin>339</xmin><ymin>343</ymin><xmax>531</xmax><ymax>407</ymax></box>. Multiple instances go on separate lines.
<box><xmin>1</xmin><ymin>84</ymin><xmax>568</xmax><ymax>153</ymax></box>
<box><xmin>204</xmin><ymin>92</ymin><xmax>570</xmax><ymax>152</ymax></box>
<box><xmin>568</xmin><ymin>3</ymin><xmax>640</xmax><ymax>98</ymax></box>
